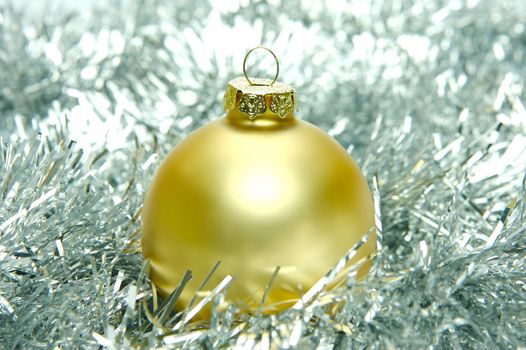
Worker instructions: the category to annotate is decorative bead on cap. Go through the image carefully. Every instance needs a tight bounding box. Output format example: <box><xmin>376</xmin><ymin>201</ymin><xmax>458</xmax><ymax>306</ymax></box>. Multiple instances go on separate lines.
<box><xmin>223</xmin><ymin>46</ymin><xmax>298</xmax><ymax>119</ymax></box>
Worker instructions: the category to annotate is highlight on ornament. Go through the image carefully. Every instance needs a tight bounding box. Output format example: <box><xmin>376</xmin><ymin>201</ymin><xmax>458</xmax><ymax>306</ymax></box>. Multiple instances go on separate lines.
<box><xmin>141</xmin><ymin>46</ymin><xmax>378</xmax><ymax>318</ymax></box>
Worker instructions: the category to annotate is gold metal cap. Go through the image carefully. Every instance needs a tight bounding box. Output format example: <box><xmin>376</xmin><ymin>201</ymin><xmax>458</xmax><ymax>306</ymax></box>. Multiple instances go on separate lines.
<box><xmin>223</xmin><ymin>47</ymin><xmax>298</xmax><ymax>120</ymax></box>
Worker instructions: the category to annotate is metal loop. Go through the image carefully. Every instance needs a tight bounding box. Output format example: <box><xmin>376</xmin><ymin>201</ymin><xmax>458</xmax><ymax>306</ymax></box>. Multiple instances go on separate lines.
<box><xmin>243</xmin><ymin>46</ymin><xmax>279</xmax><ymax>86</ymax></box>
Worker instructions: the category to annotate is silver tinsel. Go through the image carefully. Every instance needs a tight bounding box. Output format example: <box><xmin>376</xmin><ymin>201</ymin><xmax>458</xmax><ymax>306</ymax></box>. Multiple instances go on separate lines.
<box><xmin>1</xmin><ymin>0</ymin><xmax>526</xmax><ymax>348</ymax></box>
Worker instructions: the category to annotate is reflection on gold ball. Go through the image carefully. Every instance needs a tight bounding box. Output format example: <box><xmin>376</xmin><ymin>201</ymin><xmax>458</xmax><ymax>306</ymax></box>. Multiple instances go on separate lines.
<box><xmin>141</xmin><ymin>108</ymin><xmax>375</xmax><ymax>315</ymax></box>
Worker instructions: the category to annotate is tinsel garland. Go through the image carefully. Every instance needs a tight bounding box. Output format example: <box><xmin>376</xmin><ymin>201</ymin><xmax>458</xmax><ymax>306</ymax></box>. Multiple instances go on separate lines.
<box><xmin>1</xmin><ymin>0</ymin><xmax>526</xmax><ymax>348</ymax></box>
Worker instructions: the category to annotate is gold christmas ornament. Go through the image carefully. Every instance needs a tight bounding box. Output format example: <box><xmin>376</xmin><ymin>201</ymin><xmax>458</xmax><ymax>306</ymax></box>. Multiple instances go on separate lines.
<box><xmin>141</xmin><ymin>47</ymin><xmax>376</xmax><ymax>315</ymax></box>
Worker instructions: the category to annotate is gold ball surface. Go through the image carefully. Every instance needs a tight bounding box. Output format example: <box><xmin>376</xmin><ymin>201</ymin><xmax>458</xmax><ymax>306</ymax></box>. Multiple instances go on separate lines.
<box><xmin>141</xmin><ymin>110</ymin><xmax>375</xmax><ymax>314</ymax></box>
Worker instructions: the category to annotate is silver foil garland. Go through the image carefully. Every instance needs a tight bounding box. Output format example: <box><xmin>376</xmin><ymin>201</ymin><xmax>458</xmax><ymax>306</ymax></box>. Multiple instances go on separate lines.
<box><xmin>1</xmin><ymin>0</ymin><xmax>526</xmax><ymax>348</ymax></box>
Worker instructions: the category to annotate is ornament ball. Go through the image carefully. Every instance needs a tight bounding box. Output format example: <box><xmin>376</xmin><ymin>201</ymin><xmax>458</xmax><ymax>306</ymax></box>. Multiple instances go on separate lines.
<box><xmin>141</xmin><ymin>47</ymin><xmax>376</xmax><ymax>315</ymax></box>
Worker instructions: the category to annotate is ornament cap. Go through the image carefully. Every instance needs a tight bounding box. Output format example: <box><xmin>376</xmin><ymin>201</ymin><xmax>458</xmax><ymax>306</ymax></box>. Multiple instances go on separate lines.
<box><xmin>224</xmin><ymin>77</ymin><xmax>297</xmax><ymax>120</ymax></box>
<box><xmin>224</xmin><ymin>47</ymin><xmax>298</xmax><ymax>120</ymax></box>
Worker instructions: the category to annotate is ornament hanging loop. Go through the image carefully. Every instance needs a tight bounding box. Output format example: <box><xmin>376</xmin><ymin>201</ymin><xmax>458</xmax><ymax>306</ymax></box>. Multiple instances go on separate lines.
<box><xmin>243</xmin><ymin>46</ymin><xmax>279</xmax><ymax>86</ymax></box>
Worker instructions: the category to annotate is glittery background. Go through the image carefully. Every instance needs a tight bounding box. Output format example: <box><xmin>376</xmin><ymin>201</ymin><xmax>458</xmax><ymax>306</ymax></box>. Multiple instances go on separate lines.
<box><xmin>1</xmin><ymin>0</ymin><xmax>525</xmax><ymax>348</ymax></box>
